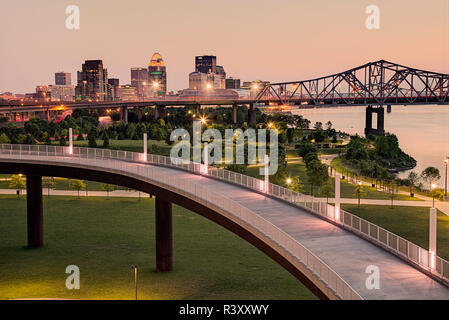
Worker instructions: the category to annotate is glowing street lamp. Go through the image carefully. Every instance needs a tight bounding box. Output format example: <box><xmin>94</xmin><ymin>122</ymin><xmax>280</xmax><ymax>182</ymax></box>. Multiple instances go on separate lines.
<box><xmin>431</xmin><ymin>183</ymin><xmax>437</xmax><ymax>208</ymax></box>
<box><xmin>267</xmin><ymin>122</ymin><xmax>273</xmax><ymax>129</ymax></box>
<box><xmin>286</xmin><ymin>178</ymin><xmax>292</xmax><ymax>185</ymax></box>
<box><xmin>444</xmin><ymin>157</ymin><xmax>448</xmax><ymax>199</ymax></box>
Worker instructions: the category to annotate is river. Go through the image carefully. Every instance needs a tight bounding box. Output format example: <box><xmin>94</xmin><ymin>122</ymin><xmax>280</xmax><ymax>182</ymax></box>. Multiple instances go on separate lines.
<box><xmin>293</xmin><ymin>105</ymin><xmax>449</xmax><ymax>187</ymax></box>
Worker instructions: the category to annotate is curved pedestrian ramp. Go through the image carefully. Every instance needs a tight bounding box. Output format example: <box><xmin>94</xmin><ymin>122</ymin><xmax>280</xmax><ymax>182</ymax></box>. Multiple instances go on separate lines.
<box><xmin>0</xmin><ymin>144</ymin><xmax>448</xmax><ymax>300</ymax></box>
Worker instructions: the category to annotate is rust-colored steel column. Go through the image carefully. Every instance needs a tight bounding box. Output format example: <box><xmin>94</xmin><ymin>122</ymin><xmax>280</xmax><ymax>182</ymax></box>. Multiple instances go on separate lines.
<box><xmin>155</xmin><ymin>197</ymin><xmax>173</xmax><ymax>272</ymax></box>
<box><xmin>26</xmin><ymin>174</ymin><xmax>43</xmax><ymax>248</ymax></box>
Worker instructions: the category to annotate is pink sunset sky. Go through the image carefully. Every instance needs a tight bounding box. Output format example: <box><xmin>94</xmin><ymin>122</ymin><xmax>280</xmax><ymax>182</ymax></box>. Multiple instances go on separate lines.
<box><xmin>0</xmin><ymin>0</ymin><xmax>447</xmax><ymax>93</ymax></box>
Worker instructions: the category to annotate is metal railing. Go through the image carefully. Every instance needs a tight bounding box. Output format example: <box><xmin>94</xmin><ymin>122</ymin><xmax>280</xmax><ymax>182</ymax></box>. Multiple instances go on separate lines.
<box><xmin>0</xmin><ymin>143</ymin><xmax>362</xmax><ymax>300</ymax></box>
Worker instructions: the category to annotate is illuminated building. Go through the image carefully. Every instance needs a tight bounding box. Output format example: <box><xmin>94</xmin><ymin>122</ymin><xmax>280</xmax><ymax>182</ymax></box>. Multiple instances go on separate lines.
<box><xmin>55</xmin><ymin>72</ymin><xmax>71</xmax><ymax>85</ymax></box>
<box><xmin>131</xmin><ymin>68</ymin><xmax>149</xmax><ymax>99</ymax></box>
<box><xmin>49</xmin><ymin>85</ymin><xmax>74</xmax><ymax>101</ymax></box>
<box><xmin>148</xmin><ymin>52</ymin><xmax>167</xmax><ymax>97</ymax></box>
<box><xmin>190</xmin><ymin>55</ymin><xmax>226</xmax><ymax>89</ymax></box>
<box><xmin>75</xmin><ymin>60</ymin><xmax>109</xmax><ymax>101</ymax></box>
<box><xmin>108</xmin><ymin>78</ymin><xmax>120</xmax><ymax>101</ymax></box>
<box><xmin>225</xmin><ymin>77</ymin><xmax>241</xmax><ymax>89</ymax></box>
<box><xmin>118</xmin><ymin>84</ymin><xmax>138</xmax><ymax>101</ymax></box>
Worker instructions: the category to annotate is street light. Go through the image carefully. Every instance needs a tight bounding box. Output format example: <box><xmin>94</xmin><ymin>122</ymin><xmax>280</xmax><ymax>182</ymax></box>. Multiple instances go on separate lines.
<box><xmin>431</xmin><ymin>183</ymin><xmax>436</xmax><ymax>208</ymax></box>
<box><xmin>286</xmin><ymin>178</ymin><xmax>292</xmax><ymax>185</ymax></box>
<box><xmin>444</xmin><ymin>157</ymin><xmax>448</xmax><ymax>199</ymax></box>
<box><xmin>130</xmin><ymin>265</ymin><xmax>138</xmax><ymax>300</ymax></box>
<box><xmin>267</xmin><ymin>122</ymin><xmax>273</xmax><ymax>129</ymax></box>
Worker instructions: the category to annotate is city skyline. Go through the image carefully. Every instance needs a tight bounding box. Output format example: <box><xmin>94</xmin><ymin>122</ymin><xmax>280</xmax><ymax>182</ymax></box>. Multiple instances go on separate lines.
<box><xmin>0</xmin><ymin>0</ymin><xmax>447</xmax><ymax>94</ymax></box>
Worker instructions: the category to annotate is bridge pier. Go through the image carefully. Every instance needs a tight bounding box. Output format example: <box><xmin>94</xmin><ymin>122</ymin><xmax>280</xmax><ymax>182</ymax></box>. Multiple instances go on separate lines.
<box><xmin>155</xmin><ymin>197</ymin><xmax>173</xmax><ymax>272</ymax></box>
<box><xmin>248</xmin><ymin>104</ymin><xmax>257</xmax><ymax>127</ymax></box>
<box><xmin>232</xmin><ymin>103</ymin><xmax>237</xmax><ymax>124</ymax></box>
<box><xmin>120</xmin><ymin>106</ymin><xmax>128</xmax><ymax>124</ymax></box>
<box><xmin>364</xmin><ymin>105</ymin><xmax>384</xmax><ymax>136</ymax></box>
<box><xmin>26</xmin><ymin>174</ymin><xmax>43</xmax><ymax>248</ymax></box>
<box><xmin>155</xmin><ymin>105</ymin><xmax>166</xmax><ymax>119</ymax></box>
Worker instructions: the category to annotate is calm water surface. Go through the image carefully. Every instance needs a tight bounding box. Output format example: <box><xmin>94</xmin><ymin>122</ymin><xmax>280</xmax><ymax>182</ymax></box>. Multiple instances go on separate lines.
<box><xmin>293</xmin><ymin>105</ymin><xmax>449</xmax><ymax>186</ymax></box>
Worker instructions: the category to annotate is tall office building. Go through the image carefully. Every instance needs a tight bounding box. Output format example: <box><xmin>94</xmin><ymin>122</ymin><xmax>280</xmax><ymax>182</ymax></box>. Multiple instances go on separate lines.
<box><xmin>75</xmin><ymin>60</ymin><xmax>109</xmax><ymax>101</ymax></box>
<box><xmin>108</xmin><ymin>78</ymin><xmax>120</xmax><ymax>101</ymax></box>
<box><xmin>225</xmin><ymin>77</ymin><xmax>241</xmax><ymax>89</ymax></box>
<box><xmin>195</xmin><ymin>55</ymin><xmax>216</xmax><ymax>73</ymax></box>
<box><xmin>131</xmin><ymin>68</ymin><xmax>149</xmax><ymax>99</ymax></box>
<box><xmin>148</xmin><ymin>52</ymin><xmax>167</xmax><ymax>97</ymax></box>
<box><xmin>189</xmin><ymin>55</ymin><xmax>226</xmax><ymax>89</ymax></box>
<box><xmin>55</xmin><ymin>72</ymin><xmax>71</xmax><ymax>85</ymax></box>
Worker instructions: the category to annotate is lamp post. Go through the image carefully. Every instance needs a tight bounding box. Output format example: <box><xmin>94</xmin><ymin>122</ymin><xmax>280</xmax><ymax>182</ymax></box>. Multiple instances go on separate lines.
<box><xmin>130</xmin><ymin>265</ymin><xmax>138</xmax><ymax>300</ymax></box>
<box><xmin>431</xmin><ymin>183</ymin><xmax>436</xmax><ymax>208</ymax></box>
<box><xmin>444</xmin><ymin>158</ymin><xmax>448</xmax><ymax>200</ymax></box>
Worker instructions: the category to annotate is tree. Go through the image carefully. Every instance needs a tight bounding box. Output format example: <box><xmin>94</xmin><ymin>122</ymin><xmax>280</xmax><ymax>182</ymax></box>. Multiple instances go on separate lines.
<box><xmin>406</xmin><ymin>171</ymin><xmax>419</xmax><ymax>196</ymax></box>
<box><xmin>421</xmin><ymin>167</ymin><xmax>441</xmax><ymax>190</ymax></box>
<box><xmin>88</xmin><ymin>129</ymin><xmax>97</xmax><ymax>148</ymax></box>
<box><xmin>101</xmin><ymin>183</ymin><xmax>115</xmax><ymax>200</ymax></box>
<box><xmin>353</xmin><ymin>183</ymin><xmax>367</xmax><ymax>208</ymax></box>
<box><xmin>0</xmin><ymin>133</ymin><xmax>11</xmax><ymax>144</ymax></box>
<box><xmin>70</xmin><ymin>179</ymin><xmax>86</xmax><ymax>199</ymax></box>
<box><xmin>306</xmin><ymin>160</ymin><xmax>329</xmax><ymax>196</ymax></box>
<box><xmin>289</xmin><ymin>176</ymin><xmax>303</xmax><ymax>193</ymax></box>
<box><xmin>42</xmin><ymin>177</ymin><xmax>56</xmax><ymax>197</ymax></box>
<box><xmin>9</xmin><ymin>174</ymin><xmax>25</xmax><ymax>199</ymax></box>
<box><xmin>103</xmin><ymin>133</ymin><xmax>110</xmax><ymax>148</ymax></box>
<box><xmin>297</xmin><ymin>142</ymin><xmax>318</xmax><ymax>159</ymax></box>
<box><xmin>321</xmin><ymin>180</ymin><xmax>334</xmax><ymax>203</ymax></box>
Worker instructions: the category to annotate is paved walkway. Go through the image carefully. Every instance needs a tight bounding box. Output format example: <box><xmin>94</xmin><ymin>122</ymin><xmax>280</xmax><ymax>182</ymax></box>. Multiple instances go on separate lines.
<box><xmin>1</xmin><ymin>155</ymin><xmax>448</xmax><ymax>300</ymax></box>
<box><xmin>0</xmin><ymin>189</ymin><xmax>443</xmax><ymax>212</ymax></box>
<box><xmin>320</xmin><ymin>155</ymin><xmax>449</xmax><ymax>216</ymax></box>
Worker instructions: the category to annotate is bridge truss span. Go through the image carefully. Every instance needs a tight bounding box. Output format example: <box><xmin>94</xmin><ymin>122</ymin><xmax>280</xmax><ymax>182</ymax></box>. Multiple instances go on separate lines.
<box><xmin>256</xmin><ymin>60</ymin><xmax>449</xmax><ymax>106</ymax></box>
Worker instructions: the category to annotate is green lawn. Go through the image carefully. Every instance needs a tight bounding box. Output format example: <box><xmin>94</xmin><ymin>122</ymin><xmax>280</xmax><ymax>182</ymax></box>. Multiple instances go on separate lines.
<box><xmin>341</xmin><ymin>204</ymin><xmax>449</xmax><ymax>261</ymax></box>
<box><xmin>0</xmin><ymin>195</ymin><xmax>315</xmax><ymax>300</ymax></box>
<box><xmin>247</xmin><ymin>163</ymin><xmax>419</xmax><ymax>201</ymax></box>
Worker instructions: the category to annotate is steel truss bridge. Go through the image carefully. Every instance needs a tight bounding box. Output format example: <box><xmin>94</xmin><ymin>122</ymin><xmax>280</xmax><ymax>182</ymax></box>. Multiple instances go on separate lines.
<box><xmin>0</xmin><ymin>60</ymin><xmax>448</xmax><ymax>134</ymax></box>
<box><xmin>255</xmin><ymin>60</ymin><xmax>449</xmax><ymax>106</ymax></box>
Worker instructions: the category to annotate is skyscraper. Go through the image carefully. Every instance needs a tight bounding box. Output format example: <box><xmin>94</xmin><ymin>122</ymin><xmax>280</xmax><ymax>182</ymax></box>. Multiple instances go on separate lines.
<box><xmin>75</xmin><ymin>60</ymin><xmax>108</xmax><ymax>101</ymax></box>
<box><xmin>189</xmin><ymin>55</ymin><xmax>226</xmax><ymax>89</ymax></box>
<box><xmin>55</xmin><ymin>72</ymin><xmax>71</xmax><ymax>85</ymax></box>
<box><xmin>131</xmin><ymin>68</ymin><xmax>149</xmax><ymax>99</ymax></box>
<box><xmin>148</xmin><ymin>52</ymin><xmax>167</xmax><ymax>97</ymax></box>
<box><xmin>195</xmin><ymin>55</ymin><xmax>216</xmax><ymax>74</ymax></box>
<box><xmin>108</xmin><ymin>78</ymin><xmax>120</xmax><ymax>100</ymax></box>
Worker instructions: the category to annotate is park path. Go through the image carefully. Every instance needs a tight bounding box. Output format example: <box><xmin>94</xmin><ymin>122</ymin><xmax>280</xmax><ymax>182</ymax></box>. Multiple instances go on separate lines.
<box><xmin>0</xmin><ymin>189</ymin><xmax>444</xmax><ymax>213</ymax></box>
<box><xmin>319</xmin><ymin>154</ymin><xmax>449</xmax><ymax>216</ymax></box>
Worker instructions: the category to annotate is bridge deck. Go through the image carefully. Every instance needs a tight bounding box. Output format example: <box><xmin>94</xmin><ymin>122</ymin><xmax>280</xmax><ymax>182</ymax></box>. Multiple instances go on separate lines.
<box><xmin>157</xmin><ymin>166</ymin><xmax>449</xmax><ymax>300</ymax></box>
<box><xmin>1</xmin><ymin>153</ymin><xmax>448</xmax><ymax>300</ymax></box>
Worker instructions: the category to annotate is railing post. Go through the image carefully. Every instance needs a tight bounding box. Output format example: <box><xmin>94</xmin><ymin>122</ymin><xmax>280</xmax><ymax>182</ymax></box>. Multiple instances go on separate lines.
<box><xmin>429</xmin><ymin>207</ymin><xmax>437</xmax><ymax>270</ymax></box>
<box><xmin>202</xmin><ymin>142</ymin><xmax>208</xmax><ymax>175</ymax></box>
<box><xmin>335</xmin><ymin>174</ymin><xmax>341</xmax><ymax>221</ymax></box>
<box><xmin>264</xmin><ymin>154</ymin><xmax>269</xmax><ymax>193</ymax></box>
<box><xmin>143</xmin><ymin>133</ymin><xmax>147</xmax><ymax>162</ymax></box>
<box><xmin>69</xmin><ymin>128</ymin><xmax>73</xmax><ymax>155</ymax></box>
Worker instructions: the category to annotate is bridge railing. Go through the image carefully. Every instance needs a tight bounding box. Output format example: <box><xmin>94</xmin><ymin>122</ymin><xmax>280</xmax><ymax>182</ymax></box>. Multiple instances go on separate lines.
<box><xmin>0</xmin><ymin>143</ymin><xmax>362</xmax><ymax>300</ymax></box>
<box><xmin>206</xmin><ymin>162</ymin><xmax>449</xmax><ymax>286</ymax></box>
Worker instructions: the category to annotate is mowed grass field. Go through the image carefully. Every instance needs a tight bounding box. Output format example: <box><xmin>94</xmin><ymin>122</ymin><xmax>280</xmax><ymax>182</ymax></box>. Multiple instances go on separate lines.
<box><xmin>341</xmin><ymin>204</ymin><xmax>449</xmax><ymax>261</ymax></box>
<box><xmin>0</xmin><ymin>195</ymin><xmax>315</xmax><ymax>300</ymax></box>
